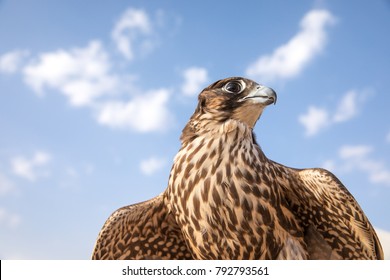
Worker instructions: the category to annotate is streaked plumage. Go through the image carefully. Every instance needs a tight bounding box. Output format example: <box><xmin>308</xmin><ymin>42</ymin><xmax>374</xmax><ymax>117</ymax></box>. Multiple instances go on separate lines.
<box><xmin>92</xmin><ymin>77</ymin><xmax>383</xmax><ymax>260</ymax></box>
<box><xmin>92</xmin><ymin>194</ymin><xmax>192</xmax><ymax>259</ymax></box>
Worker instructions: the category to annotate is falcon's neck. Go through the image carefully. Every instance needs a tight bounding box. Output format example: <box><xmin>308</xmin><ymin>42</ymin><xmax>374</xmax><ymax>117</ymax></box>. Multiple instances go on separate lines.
<box><xmin>176</xmin><ymin>118</ymin><xmax>273</xmax><ymax>181</ymax></box>
<box><xmin>180</xmin><ymin>116</ymin><xmax>260</xmax><ymax>149</ymax></box>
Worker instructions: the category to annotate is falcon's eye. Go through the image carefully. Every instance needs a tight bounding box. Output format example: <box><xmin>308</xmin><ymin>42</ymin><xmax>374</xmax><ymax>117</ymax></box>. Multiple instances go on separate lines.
<box><xmin>223</xmin><ymin>81</ymin><xmax>244</xmax><ymax>94</ymax></box>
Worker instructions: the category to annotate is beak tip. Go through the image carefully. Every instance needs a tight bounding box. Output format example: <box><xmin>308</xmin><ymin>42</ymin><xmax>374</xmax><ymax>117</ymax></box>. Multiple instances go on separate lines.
<box><xmin>268</xmin><ymin>87</ymin><xmax>277</xmax><ymax>105</ymax></box>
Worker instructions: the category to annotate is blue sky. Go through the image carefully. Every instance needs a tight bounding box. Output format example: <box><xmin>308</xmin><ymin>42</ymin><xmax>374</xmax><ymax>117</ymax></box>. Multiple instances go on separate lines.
<box><xmin>0</xmin><ymin>0</ymin><xmax>389</xmax><ymax>259</ymax></box>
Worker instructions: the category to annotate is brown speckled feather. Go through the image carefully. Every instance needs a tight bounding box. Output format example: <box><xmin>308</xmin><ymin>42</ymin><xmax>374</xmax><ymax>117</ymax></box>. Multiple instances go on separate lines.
<box><xmin>287</xmin><ymin>167</ymin><xmax>383</xmax><ymax>259</ymax></box>
<box><xmin>92</xmin><ymin>194</ymin><xmax>192</xmax><ymax>259</ymax></box>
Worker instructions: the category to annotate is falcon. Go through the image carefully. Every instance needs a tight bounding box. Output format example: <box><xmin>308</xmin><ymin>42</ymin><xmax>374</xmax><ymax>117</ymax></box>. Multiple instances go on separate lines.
<box><xmin>92</xmin><ymin>77</ymin><xmax>383</xmax><ymax>260</ymax></box>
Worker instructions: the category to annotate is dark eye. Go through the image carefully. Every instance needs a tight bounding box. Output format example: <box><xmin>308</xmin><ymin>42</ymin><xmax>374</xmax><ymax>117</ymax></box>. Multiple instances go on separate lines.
<box><xmin>224</xmin><ymin>81</ymin><xmax>244</xmax><ymax>93</ymax></box>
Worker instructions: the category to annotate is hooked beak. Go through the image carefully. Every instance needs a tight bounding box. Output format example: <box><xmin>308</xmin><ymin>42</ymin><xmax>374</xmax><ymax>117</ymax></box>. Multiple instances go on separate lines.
<box><xmin>239</xmin><ymin>84</ymin><xmax>277</xmax><ymax>105</ymax></box>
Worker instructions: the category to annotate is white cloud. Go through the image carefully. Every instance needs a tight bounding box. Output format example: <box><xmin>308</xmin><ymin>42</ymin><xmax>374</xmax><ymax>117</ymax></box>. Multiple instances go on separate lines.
<box><xmin>386</xmin><ymin>131</ymin><xmax>390</xmax><ymax>143</ymax></box>
<box><xmin>299</xmin><ymin>89</ymin><xmax>369</xmax><ymax>137</ymax></box>
<box><xmin>324</xmin><ymin>145</ymin><xmax>390</xmax><ymax>186</ymax></box>
<box><xmin>23</xmin><ymin>40</ymin><xmax>118</xmax><ymax>106</ymax></box>
<box><xmin>298</xmin><ymin>106</ymin><xmax>330</xmax><ymax>136</ymax></box>
<box><xmin>11</xmin><ymin>151</ymin><xmax>51</xmax><ymax>181</ymax></box>
<box><xmin>111</xmin><ymin>8</ymin><xmax>153</xmax><ymax>60</ymax></box>
<box><xmin>181</xmin><ymin>67</ymin><xmax>208</xmax><ymax>96</ymax></box>
<box><xmin>375</xmin><ymin>228</ymin><xmax>390</xmax><ymax>260</ymax></box>
<box><xmin>339</xmin><ymin>145</ymin><xmax>373</xmax><ymax>159</ymax></box>
<box><xmin>246</xmin><ymin>9</ymin><xmax>336</xmax><ymax>82</ymax></box>
<box><xmin>96</xmin><ymin>88</ymin><xmax>174</xmax><ymax>132</ymax></box>
<box><xmin>21</xmin><ymin>40</ymin><xmax>173</xmax><ymax>133</ymax></box>
<box><xmin>0</xmin><ymin>172</ymin><xmax>16</xmax><ymax>196</ymax></box>
<box><xmin>0</xmin><ymin>49</ymin><xmax>29</xmax><ymax>73</ymax></box>
<box><xmin>333</xmin><ymin>90</ymin><xmax>363</xmax><ymax>123</ymax></box>
<box><xmin>0</xmin><ymin>208</ymin><xmax>21</xmax><ymax>228</ymax></box>
<box><xmin>140</xmin><ymin>157</ymin><xmax>166</xmax><ymax>175</ymax></box>
<box><xmin>4</xmin><ymin>8</ymin><xmax>176</xmax><ymax>135</ymax></box>
<box><xmin>340</xmin><ymin>145</ymin><xmax>390</xmax><ymax>185</ymax></box>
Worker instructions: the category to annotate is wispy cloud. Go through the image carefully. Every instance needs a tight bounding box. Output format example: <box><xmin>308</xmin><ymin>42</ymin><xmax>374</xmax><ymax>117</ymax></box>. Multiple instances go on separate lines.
<box><xmin>298</xmin><ymin>106</ymin><xmax>330</xmax><ymax>137</ymax></box>
<box><xmin>333</xmin><ymin>90</ymin><xmax>366</xmax><ymax>123</ymax></box>
<box><xmin>246</xmin><ymin>9</ymin><xmax>335</xmax><ymax>82</ymax></box>
<box><xmin>96</xmin><ymin>88</ymin><xmax>174</xmax><ymax>132</ymax></box>
<box><xmin>181</xmin><ymin>67</ymin><xmax>208</xmax><ymax>96</ymax></box>
<box><xmin>323</xmin><ymin>145</ymin><xmax>390</xmax><ymax>186</ymax></box>
<box><xmin>339</xmin><ymin>145</ymin><xmax>372</xmax><ymax>159</ymax></box>
<box><xmin>112</xmin><ymin>8</ymin><xmax>154</xmax><ymax>60</ymax></box>
<box><xmin>386</xmin><ymin>131</ymin><xmax>390</xmax><ymax>143</ymax></box>
<box><xmin>23</xmin><ymin>40</ymin><xmax>118</xmax><ymax>107</ymax></box>
<box><xmin>0</xmin><ymin>208</ymin><xmax>21</xmax><ymax>228</ymax></box>
<box><xmin>11</xmin><ymin>151</ymin><xmax>52</xmax><ymax>182</ymax></box>
<box><xmin>0</xmin><ymin>50</ymin><xmax>29</xmax><ymax>74</ymax></box>
<box><xmin>140</xmin><ymin>157</ymin><xmax>166</xmax><ymax>175</ymax></box>
<box><xmin>299</xmin><ymin>89</ymin><xmax>369</xmax><ymax>136</ymax></box>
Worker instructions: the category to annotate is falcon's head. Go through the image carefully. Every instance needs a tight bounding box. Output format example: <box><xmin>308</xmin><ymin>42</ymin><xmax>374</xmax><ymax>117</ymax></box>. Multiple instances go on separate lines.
<box><xmin>182</xmin><ymin>77</ymin><xmax>276</xmax><ymax>142</ymax></box>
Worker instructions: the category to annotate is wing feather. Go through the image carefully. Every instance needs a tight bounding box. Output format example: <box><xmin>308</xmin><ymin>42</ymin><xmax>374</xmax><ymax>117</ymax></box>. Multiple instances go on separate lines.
<box><xmin>92</xmin><ymin>194</ymin><xmax>193</xmax><ymax>260</ymax></box>
<box><xmin>293</xmin><ymin>168</ymin><xmax>383</xmax><ymax>259</ymax></box>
